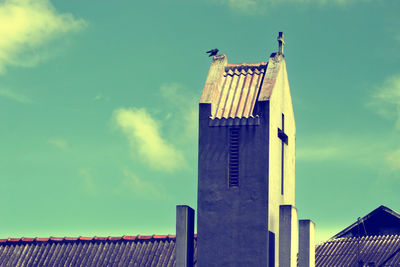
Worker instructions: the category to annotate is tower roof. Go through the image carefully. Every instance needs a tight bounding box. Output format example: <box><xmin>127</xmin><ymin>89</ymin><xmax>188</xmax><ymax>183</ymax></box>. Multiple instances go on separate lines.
<box><xmin>200</xmin><ymin>53</ymin><xmax>285</xmax><ymax>119</ymax></box>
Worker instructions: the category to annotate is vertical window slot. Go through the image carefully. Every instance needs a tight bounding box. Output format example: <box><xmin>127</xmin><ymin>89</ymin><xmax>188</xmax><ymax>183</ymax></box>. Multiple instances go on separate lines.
<box><xmin>229</xmin><ymin>128</ymin><xmax>240</xmax><ymax>187</ymax></box>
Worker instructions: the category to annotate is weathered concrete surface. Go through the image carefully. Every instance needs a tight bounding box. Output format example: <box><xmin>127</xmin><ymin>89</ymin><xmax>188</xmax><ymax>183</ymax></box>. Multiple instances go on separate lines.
<box><xmin>279</xmin><ymin>205</ymin><xmax>298</xmax><ymax>267</ymax></box>
<box><xmin>197</xmin><ymin>102</ymin><xmax>270</xmax><ymax>267</ymax></box>
<box><xmin>266</xmin><ymin>55</ymin><xmax>296</xmax><ymax>266</ymax></box>
<box><xmin>199</xmin><ymin>54</ymin><xmax>227</xmax><ymax>109</ymax></box>
<box><xmin>200</xmin><ymin>54</ymin><xmax>267</xmax><ymax>119</ymax></box>
<box><xmin>197</xmin><ymin>51</ymin><xmax>296</xmax><ymax>267</ymax></box>
<box><xmin>176</xmin><ymin>205</ymin><xmax>195</xmax><ymax>267</ymax></box>
<box><xmin>299</xmin><ymin>220</ymin><xmax>315</xmax><ymax>267</ymax></box>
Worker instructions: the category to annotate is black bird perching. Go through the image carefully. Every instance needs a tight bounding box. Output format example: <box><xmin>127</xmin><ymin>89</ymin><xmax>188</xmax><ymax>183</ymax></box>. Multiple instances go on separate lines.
<box><xmin>206</xmin><ymin>49</ymin><xmax>219</xmax><ymax>57</ymax></box>
<box><xmin>278</xmin><ymin>32</ymin><xmax>285</xmax><ymax>55</ymax></box>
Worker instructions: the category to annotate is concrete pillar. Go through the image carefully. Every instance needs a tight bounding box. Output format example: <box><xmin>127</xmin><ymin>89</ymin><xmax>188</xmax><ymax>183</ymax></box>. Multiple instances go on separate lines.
<box><xmin>176</xmin><ymin>205</ymin><xmax>195</xmax><ymax>267</ymax></box>
<box><xmin>299</xmin><ymin>220</ymin><xmax>315</xmax><ymax>267</ymax></box>
<box><xmin>279</xmin><ymin>205</ymin><xmax>298</xmax><ymax>267</ymax></box>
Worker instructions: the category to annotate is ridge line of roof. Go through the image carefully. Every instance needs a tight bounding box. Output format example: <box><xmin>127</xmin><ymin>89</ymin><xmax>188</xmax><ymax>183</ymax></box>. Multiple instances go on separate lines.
<box><xmin>323</xmin><ymin>234</ymin><xmax>400</xmax><ymax>244</ymax></box>
<box><xmin>331</xmin><ymin>205</ymin><xmax>400</xmax><ymax>239</ymax></box>
<box><xmin>226</xmin><ymin>62</ymin><xmax>268</xmax><ymax>68</ymax></box>
<box><xmin>0</xmin><ymin>234</ymin><xmax>200</xmax><ymax>243</ymax></box>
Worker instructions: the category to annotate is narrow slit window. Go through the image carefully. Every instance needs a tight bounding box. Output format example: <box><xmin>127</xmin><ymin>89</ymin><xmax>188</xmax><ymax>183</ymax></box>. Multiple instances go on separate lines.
<box><xmin>229</xmin><ymin>128</ymin><xmax>240</xmax><ymax>187</ymax></box>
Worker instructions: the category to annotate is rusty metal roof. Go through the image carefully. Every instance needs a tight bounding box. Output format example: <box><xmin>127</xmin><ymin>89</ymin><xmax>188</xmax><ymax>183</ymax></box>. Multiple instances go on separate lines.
<box><xmin>0</xmin><ymin>235</ymin><xmax>198</xmax><ymax>267</ymax></box>
<box><xmin>200</xmin><ymin>54</ymin><xmax>285</xmax><ymax>119</ymax></box>
<box><xmin>316</xmin><ymin>235</ymin><xmax>400</xmax><ymax>267</ymax></box>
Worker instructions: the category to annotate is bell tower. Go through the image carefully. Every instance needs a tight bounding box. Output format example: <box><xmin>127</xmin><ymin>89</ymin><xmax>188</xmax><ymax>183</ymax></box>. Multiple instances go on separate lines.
<box><xmin>197</xmin><ymin>32</ymin><xmax>296</xmax><ymax>266</ymax></box>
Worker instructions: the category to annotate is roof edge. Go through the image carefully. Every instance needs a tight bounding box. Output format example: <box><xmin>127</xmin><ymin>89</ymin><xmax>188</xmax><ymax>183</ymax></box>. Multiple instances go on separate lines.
<box><xmin>0</xmin><ymin>234</ymin><xmax>200</xmax><ymax>244</ymax></box>
<box><xmin>200</xmin><ymin>54</ymin><xmax>227</xmax><ymax>104</ymax></box>
<box><xmin>321</xmin><ymin>233</ymin><xmax>400</xmax><ymax>245</ymax></box>
<box><xmin>257</xmin><ymin>53</ymin><xmax>285</xmax><ymax>101</ymax></box>
<box><xmin>331</xmin><ymin>205</ymin><xmax>400</xmax><ymax>239</ymax></box>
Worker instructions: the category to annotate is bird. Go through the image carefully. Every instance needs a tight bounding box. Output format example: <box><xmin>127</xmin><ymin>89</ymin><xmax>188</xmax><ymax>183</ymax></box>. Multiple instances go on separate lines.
<box><xmin>206</xmin><ymin>49</ymin><xmax>219</xmax><ymax>57</ymax></box>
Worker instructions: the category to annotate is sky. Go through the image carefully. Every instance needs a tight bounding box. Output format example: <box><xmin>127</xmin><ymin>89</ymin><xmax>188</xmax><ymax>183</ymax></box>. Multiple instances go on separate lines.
<box><xmin>0</xmin><ymin>0</ymin><xmax>399</xmax><ymax>243</ymax></box>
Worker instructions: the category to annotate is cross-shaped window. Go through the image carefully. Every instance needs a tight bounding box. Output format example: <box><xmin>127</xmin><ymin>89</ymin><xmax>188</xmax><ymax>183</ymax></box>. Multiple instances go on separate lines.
<box><xmin>278</xmin><ymin>114</ymin><xmax>288</xmax><ymax>195</ymax></box>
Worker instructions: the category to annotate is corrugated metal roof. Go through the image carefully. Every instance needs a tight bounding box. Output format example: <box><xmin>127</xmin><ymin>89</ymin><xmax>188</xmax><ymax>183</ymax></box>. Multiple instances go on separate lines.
<box><xmin>212</xmin><ymin>63</ymin><xmax>267</xmax><ymax>119</ymax></box>
<box><xmin>200</xmin><ymin>55</ymin><xmax>274</xmax><ymax>119</ymax></box>
<box><xmin>200</xmin><ymin>53</ymin><xmax>286</xmax><ymax>120</ymax></box>
<box><xmin>332</xmin><ymin>205</ymin><xmax>400</xmax><ymax>239</ymax></box>
<box><xmin>2</xmin><ymin>233</ymin><xmax>400</xmax><ymax>266</ymax></box>
<box><xmin>0</xmin><ymin>235</ymin><xmax>198</xmax><ymax>267</ymax></box>
<box><xmin>316</xmin><ymin>235</ymin><xmax>400</xmax><ymax>267</ymax></box>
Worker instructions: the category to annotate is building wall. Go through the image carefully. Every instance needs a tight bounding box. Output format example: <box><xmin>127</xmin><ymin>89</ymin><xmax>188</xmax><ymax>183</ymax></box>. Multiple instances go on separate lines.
<box><xmin>197</xmin><ymin>103</ymin><xmax>270</xmax><ymax>267</ymax></box>
<box><xmin>197</xmin><ymin>56</ymin><xmax>296</xmax><ymax>267</ymax></box>
<box><xmin>266</xmin><ymin>58</ymin><xmax>296</xmax><ymax>266</ymax></box>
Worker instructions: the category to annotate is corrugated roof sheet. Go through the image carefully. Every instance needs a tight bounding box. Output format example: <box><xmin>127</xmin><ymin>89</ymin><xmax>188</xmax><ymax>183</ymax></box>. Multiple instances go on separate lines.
<box><xmin>212</xmin><ymin>63</ymin><xmax>267</xmax><ymax>119</ymax></box>
<box><xmin>332</xmin><ymin>205</ymin><xmax>400</xmax><ymax>239</ymax></box>
<box><xmin>0</xmin><ymin>235</ymin><xmax>198</xmax><ymax>267</ymax></box>
<box><xmin>200</xmin><ymin>54</ymin><xmax>286</xmax><ymax>120</ymax></box>
<box><xmin>316</xmin><ymin>235</ymin><xmax>400</xmax><ymax>267</ymax></box>
<box><xmin>3</xmin><ymin>233</ymin><xmax>399</xmax><ymax>266</ymax></box>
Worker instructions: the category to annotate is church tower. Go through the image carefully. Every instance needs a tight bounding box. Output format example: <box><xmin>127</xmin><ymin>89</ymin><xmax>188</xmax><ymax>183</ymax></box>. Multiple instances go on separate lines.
<box><xmin>197</xmin><ymin>32</ymin><xmax>296</xmax><ymax>266</ymax></box>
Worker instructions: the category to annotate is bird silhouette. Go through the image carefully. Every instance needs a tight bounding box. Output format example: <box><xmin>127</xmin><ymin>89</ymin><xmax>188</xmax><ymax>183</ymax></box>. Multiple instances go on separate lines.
<box><xmin>206</xmin><ymin>49</ymin><xmax>219</xmax><ymax>57</ymax></box>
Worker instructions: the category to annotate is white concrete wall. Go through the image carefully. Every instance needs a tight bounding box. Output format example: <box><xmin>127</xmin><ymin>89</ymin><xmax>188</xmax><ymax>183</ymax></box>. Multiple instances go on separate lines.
<box><xmin>268</xmin><ymin>57</ymin><xmax>296</xmax><ymax>266</ymax></box>
<box><xmin>279</xmin><ymin>205</ymin><xmax>298</xmax><ymax>267</ymax></box>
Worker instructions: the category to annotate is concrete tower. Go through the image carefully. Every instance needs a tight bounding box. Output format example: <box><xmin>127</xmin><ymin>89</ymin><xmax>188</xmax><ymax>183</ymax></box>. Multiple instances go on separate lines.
<box><xmin>197</xmin><ymin>33</ymin><xmax>296</xmax><ymax>266</ymax></box>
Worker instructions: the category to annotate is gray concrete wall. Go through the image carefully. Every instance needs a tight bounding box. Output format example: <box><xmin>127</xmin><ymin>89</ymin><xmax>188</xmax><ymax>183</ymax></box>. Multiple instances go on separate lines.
<box><xmin>197</xmin><ymin>103</ymin><xmax>270</xmax><ymax>267</ymax></box>
<box><xmin>299</xmin><ymin>220</ymin><xmax>315</xmax><ymax>267</ymax></box>
<box><xmin>176</xmin><ymin>205</ymin><xmax>194</xmax><ymax>267</ymax></box>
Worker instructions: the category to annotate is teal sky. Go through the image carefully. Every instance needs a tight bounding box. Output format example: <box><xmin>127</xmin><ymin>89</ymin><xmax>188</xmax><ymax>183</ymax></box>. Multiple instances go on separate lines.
<box><xmin>0</xmin><ymin>0</ymin><xmax>399</xmax><ymax>243</ymax></box>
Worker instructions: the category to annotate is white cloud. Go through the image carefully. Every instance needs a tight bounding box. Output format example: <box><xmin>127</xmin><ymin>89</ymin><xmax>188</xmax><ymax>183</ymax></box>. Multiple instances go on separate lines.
<box><xmin>118</xmin><ymin>169</ymin><xmax>164</xmax><ymax>198</ymax></box>
<box><xmin>386</xmin><ymin>149</ymin><xmax>400</xmax><ymax>172</ymax></box>
<box><xmin>159</xmin><ymin>83</ymin><xmax>198</xmax><ymax>141</ymax></box>
<box><xmin>47</xmin><ymin>137</ymin><xmax>68</xmax><ymax>150</ymax></box>
<box><xmin>93</xmin><ymin>94</ymin><xmax>104</xmax><ymax>101</ymax></box>
<box><xmin>94</xmin><ymin>94</ymin><xmax>103</xmax><ymax>101</ymax></box>
<box><xmin>160</xmin><ymin>83</ymin><xmax>191</xmax><ymax>105</ymax></box>
<box><xmin>0</xmin><ymin>88</ymin><xmax>32</xmax><ymax>103</ymax></box>
<box><xmin>367</xmin><ymin>74</ymin><xmax>400</xmax><ymax>173</ymax></box>
<box><xmin>114</xmin><ymin>107</ymin><xmax>186</xmax><ymax>172</ymax></box>
<box><xmin>297</xmin><ymin>134</ymin><xmax>387</xmax><ymax>166</ymax></box>
<box><xmin>297</xmin><ymin>146</ymin><xmax>342</xmax><ymax>161</ymax></box>
<box><xmin>218</xmin><ymin>0</ymin><xmax>260</xmax><ymax>12</ymax></box>
<box><xmin>79</xmin><ymin>168</ymin><xmax>165</xmax><ymax>197</ymax></box>
<box><xmin>79</xmin><ymin>168</ymin><xmax>97</xmax><ymax>194</ymax></box>
<box><xmin>0</xmin><ymin>0</ymin><xmax>86</xmax><ymax>73</ymax></box>
<box><xmin>217</xmin><ymin>0</ymin><xmax>367</xmax><ymax>13</ymax></box>
<box><xmin>395</xmin><ymin>32</ymin><xmax>400</xmax><ymax>44</ymax></box>
<box><xmin>93</xmin><ymin>93</ymin><xmax>109</xmax><ymax>102</ymax></box>
<box><xmin>370</xmin><ymin>74</ymin><xmax>400</xmax><ymax>130</ymax></box>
